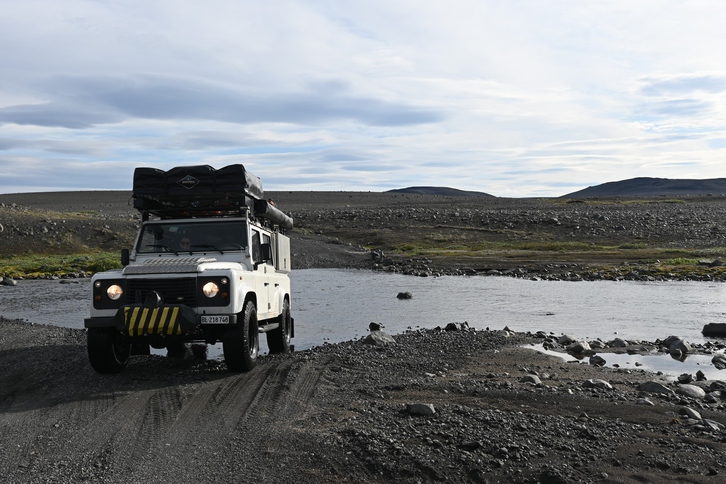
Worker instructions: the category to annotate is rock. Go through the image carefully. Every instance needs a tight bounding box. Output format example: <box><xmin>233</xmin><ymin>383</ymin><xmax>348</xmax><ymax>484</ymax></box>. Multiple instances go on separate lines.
<box><xmin>589</xmin><ymin>355</ymin><xmax>606</xmax><ymax>367</ymax></box>
<box><xmin>662</xmin><ymin>335</ymin><xmax>691</xmax><ymax>355</ymax></box>
<box><xmin>636</xmin><ymin>398</ymin><xmax>655</xmax><ymax>406</ymax></box>
<box><xmin>676</xmin><ymin>384</ymin><xmax>706</xmax><ymax>399</ymax></box>
<box><xmin>679</xmin><ymin>407</ymin><xmax>702</xmax><ymax>420</ymax></box>
<box><xmin>702</xmin><ymin>323</ymin><xmax>726</xmax><ymax>337</ymax></box>
<box><xmin>583</xmin><ymin>379</ymin><xmax>612</xmax><ymax>390</ymax></box>
<box><xmin>396</xmin><ymin>291</ymin><xmax>413</xmax><ymax>300</ymax></box>
<box><xmin>1</xmin><ymin>277</ymin><xmax>18</xmax><ymax>286</ymax></box>
<box><xmin>638</xmin><ymin>381</ymin><xmax>675</xmax><ymax>395</ymax></box>
<box><xmin>589</xmin><ymin>340</ymin><xmax>606</xmax><ymax>349</ymax></box>
<box><xmin>368</xmin><ymin>322</ymin><xmax>383</xmax><ymax>331</ymax></box>
<box><xmin>444</xmin><ymin>322</ymin><xmax>469</xmax><ymax>331</ymax></box>
<box><xmin>608</xmin><ymin>338</ymin><xmax>628</xmax><ymax>348</ymax></box>
<box><xmin>677</xmin><ymin>373</ymin><xmax>693</xmax><ymax>384</ymax></box>
<box><xmin>558</xmin><ymin>334</ymin><xmax>576</xmax><ymax>345</ymax></box>
<box><xmin>520</xmin><ymin>374</ymin><xmax>541</xmax><ymax>385</ymax></box>
<box><xmin>362</xmin><ymin>331</ymin><xmax>396</xmax><ymax>346</ymax></box>
<box><xmin>712</xmin><ymin>354</ymin><xmax>726</xmax><ymax>370</ymax></box>
<box><xmin>696</xmin><ymin>370</ymin><xmax>707</xmax><ymax>381</ymax></box>
<box><xmin>566</xmin><ymin>341</ymin><xmax>591</xmax><ymax>354</ymax></box>
<box><xmin>406</xmin><ymin>403</ymin><xmax>435</xmax><ymax>416</ymax></box>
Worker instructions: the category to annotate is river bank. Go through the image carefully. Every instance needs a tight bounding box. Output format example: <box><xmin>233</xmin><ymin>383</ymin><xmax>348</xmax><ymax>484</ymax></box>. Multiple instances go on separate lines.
<box><xmin>1</xmin><ymin>318</ymin><xmax>725</xmax><ymax>483</ymax></box>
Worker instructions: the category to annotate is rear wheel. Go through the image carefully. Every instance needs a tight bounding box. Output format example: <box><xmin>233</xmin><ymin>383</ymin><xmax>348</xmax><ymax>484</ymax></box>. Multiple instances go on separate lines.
<box><xmin>223</xmin><ymin>300</ymin><xmax>259</xmax><ymax>372</ymax></box>
<box><xmin>87</xmin><ymin>328</ymin><xmax>131</xmax><ymax>374</ymax></box>
<box><xmin>267</xmin><ymin>298</ymin><xmax>292</xmax><ymax>354</ymax></box>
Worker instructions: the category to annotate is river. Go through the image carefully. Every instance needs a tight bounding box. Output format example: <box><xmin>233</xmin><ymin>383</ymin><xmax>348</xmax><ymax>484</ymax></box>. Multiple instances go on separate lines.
<box><xmin>2</xmin><ymin>269</ymin><xmax>725</xmax><ymax>378</ymax></box>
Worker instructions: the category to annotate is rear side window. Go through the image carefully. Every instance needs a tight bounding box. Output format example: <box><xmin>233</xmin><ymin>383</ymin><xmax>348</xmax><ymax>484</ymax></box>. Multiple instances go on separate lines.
<box><xmin>251</xmin><ymin>230</ymin><xmax>261</xmax><ymax>262</ymax></box>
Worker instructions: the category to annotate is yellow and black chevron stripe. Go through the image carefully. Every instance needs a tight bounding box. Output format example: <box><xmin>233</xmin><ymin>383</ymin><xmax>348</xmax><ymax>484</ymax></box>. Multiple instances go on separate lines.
<box><xmin>123</xmin><ymin>306</ymin><xmax>183</xmax><ymax>336</ymax></box>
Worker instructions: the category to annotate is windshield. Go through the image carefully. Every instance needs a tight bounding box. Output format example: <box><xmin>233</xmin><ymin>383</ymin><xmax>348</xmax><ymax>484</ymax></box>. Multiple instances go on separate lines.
<box><xmin>136</xmin><ymin>220</ymin><xmax>248</xmax><ymax>254</ymax></box>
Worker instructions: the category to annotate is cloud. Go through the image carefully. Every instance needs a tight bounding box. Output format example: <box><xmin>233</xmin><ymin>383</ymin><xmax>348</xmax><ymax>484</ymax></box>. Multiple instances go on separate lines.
<box><xmin>0</xmin><ymin>75</ymin><xmax>444</xmax><ymax>129</ymax></box>
<box><xmin>639</xmin><ymin>75</ymin><xmax>726</xmax><ymax>96</ymax></box>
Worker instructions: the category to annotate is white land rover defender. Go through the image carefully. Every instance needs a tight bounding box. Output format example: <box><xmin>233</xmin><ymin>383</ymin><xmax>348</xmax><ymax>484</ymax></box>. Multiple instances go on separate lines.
<box><xmin>84</xmin><ymin>164</ymin><xmax>293</xmax><ymax>373</ymax></box>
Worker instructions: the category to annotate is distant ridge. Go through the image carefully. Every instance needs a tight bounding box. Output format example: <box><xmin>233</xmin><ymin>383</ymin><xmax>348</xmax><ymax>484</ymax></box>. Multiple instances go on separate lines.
<box><xmin>388</xmin><ymin>186</ymin><xmax>494</xmax><ymax>197</ymax></box>
<box><xmin>562</xmin><ymin>177</ymin><xmax>726</xmax><ymax>198</ymax></box>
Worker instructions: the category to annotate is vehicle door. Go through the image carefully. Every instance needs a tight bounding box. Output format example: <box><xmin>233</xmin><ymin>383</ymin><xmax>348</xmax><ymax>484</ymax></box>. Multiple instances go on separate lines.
<box><xmin>251</xmin><ymin>228</ymin><xmax>272</xmax><ymax>319</ymax></box>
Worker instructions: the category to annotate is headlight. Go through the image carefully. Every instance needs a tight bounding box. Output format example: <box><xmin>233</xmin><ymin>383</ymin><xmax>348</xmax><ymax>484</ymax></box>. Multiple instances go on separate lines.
<box><xmin>202</xmin><ymin>282</ymin><xmax>219</xmax><ymax>298</ymax></box>
<box><xmin>107</xmin><ymin>284</ymin><xmax>124</xmax><ymax>300</ymax></box>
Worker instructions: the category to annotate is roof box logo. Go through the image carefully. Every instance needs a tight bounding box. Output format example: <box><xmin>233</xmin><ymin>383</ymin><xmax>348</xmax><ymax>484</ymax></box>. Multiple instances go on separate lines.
<box><xmin>178</xmin><ymin>175</ymin><xmax>200</xmax><ymax>189</ymax></box>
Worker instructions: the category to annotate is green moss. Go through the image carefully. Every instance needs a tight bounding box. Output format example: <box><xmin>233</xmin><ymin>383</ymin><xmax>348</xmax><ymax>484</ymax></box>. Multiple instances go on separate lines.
<box><xmin>0</xmin><ymin>252</ymin><xmax>123</xmax><ymax>278</ymax></box>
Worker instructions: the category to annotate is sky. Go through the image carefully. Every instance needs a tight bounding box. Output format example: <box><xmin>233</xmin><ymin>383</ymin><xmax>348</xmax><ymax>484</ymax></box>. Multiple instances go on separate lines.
<box><xmin>1</xmin><ymin>0</ymin><xmax>726</xmax><ymax>197</ymax></box>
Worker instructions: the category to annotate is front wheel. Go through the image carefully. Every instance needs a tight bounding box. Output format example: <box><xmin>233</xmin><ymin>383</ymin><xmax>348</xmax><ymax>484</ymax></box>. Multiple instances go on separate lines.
<box><xmin>267</xmin><ymin>298</ymin><xmax>292</xmax><ymax>354</ymax></box>
<box><xmin>87</xmin><ymin>328</ymin><xmax>131</xmax><ymax>374</ymax></box>
<box><xmin>223</xmin><ymin>300</ymin><xmax>259</xmax><ymax>372</ymax></box>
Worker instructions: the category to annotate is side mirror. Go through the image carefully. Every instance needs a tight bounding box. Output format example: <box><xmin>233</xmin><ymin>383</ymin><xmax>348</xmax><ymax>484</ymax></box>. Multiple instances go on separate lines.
<box><xmin>121</xmin><ymin>248</ymin><xmax>130</xmax><ymax>267</ymax></box>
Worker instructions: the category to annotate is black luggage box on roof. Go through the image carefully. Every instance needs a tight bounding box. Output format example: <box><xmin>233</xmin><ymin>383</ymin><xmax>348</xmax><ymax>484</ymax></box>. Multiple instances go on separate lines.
<box><xmin>133</xmin><ymin>164</ymin><xmax>263</xmax><ymax>201</ymax></box>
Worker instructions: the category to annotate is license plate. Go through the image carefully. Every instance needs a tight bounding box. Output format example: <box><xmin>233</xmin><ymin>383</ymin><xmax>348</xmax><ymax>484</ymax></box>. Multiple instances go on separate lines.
<box><xmin>201</xmin><ymin>315</ymin><xmax>229</xmax><ymax>324</ymax></box>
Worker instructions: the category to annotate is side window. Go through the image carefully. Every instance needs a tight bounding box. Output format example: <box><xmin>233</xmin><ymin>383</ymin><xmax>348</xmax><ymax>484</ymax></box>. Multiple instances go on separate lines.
<box><xmin>262</xmin><ymin>233</ymin><xmax>272</xmax><ymax>265</ymax></box>
<box><xmin>251</xmin><ymin>230</ymin><xmax>261</xmax><ymax>263</ymax></box>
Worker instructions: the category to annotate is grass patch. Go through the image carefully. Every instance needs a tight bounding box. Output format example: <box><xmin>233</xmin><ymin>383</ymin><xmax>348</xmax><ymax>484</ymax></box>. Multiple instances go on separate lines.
<box><xmin>0</xmin><ymin>252</ymin><xmax>122</xmax><ymax>278</ymax></box>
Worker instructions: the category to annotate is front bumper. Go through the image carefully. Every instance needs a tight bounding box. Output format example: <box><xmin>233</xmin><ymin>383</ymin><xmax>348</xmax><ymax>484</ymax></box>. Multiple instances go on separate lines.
<box><xmin>84</xmin><ymin>305</ymin><xmax>237</xmax><ymax>336</ymax></box>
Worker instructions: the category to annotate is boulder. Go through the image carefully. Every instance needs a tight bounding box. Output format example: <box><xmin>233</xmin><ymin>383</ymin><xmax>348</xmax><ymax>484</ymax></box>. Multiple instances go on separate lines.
<box><xmin>396</xmin><ymin>291</ymin><xmax>413</xmax><ymax>300</ymax></box>
<box><xmin>558</xmin><ymin>334</ymin><xmax>576</xmax><ymax>345</ymax></box>
<box><xmin>608</xmin><ymin>338</ymin><xmax>628</xmax><ymax>348</ymax></box>
<box><xmin>676</xmin><ymin>384</ymin><xmax>706</xmax><ymax>399</ymax></box>
<box><xmin>711</xmin><ymin>354</ymin><xmax>726</xmax><ymax>370</ymax></box>
<box><xmin>566</xmin><ymin>341</ymin><xmax>591</xmax><ymax>354</ymax></box>
<box><xmin>589</xmin><ymin>355</ymin><xmax>607</xmax><ymax>367</ymax></box>
<box><xmin>662</xmin><ymin>335</ymin><xmax>691</xmax><ymax>355</ymax></box>
<box><xmin>520</xmin><ymin>375</ymin><xmax>542</xmax><ymax>385</ymax></box>
<box><xmin>1</xmin><ymin>277</ymin><xmax>18</xmax><ymax>286</ymax></box>
<box><xmin>638</xmin><ymin>381</ymin><xmax>675</xmax><ymax>395</ymax></box>
<box><xmin>702</xmin><ymin>323</ymin><xmax>726</xmax><ymax>337</ymax></box>
<box><xmin>362</xmin><ymin>331</ymin><xmax>396</xmax><ymax>346</ymax></box>
<box><xmin>583</xmin><ymin>379</ymin><xmax>612</xmax><ymax>390</ymax></box>
<box><xmin>406</xmin><ymin>403</ymin><xmax>435</xmax><ymax>416</ymax></box>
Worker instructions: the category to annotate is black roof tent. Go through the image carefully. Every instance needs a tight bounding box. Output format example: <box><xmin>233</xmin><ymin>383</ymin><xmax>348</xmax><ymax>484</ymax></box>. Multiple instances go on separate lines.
<box><xmin>132</xmin><ymin>164</ymin><xmax>293</xmax><ymax>229</ymax></box>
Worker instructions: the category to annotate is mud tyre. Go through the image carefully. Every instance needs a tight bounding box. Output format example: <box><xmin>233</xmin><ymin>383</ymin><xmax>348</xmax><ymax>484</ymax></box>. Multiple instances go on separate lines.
<box><xmin>87</xmin><ymin>328</ymin><xmax>131</xmax><ymax>374</ymax></box>
<box><xmin>223</xmin><ymin>300</ymin><xmax>259</xmax><ymax>372</ymax></box>
<box><xmin>267</xmin><ymin>298</ymin><xmax>292</xmax><ymax>354</ymax></box>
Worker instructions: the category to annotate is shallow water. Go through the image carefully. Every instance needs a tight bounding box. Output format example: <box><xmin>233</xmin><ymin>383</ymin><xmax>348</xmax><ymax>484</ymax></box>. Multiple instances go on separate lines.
<box><xmin>1</xmin><ymin>269</ymin><xmax>725</xmax><ymax>378</ymax></box>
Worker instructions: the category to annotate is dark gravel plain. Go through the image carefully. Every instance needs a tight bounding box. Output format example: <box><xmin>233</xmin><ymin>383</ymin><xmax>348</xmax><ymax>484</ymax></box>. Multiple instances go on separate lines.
<box><xmin>1</xmin><ymin>191</ymin><xmax>726</xmax><ymax>483</ymax></box>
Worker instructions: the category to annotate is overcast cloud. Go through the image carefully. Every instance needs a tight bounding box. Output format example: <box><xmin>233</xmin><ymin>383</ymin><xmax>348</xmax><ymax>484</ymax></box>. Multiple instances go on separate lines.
<box><xmin>1</xmin><ymin>0</ymin><xmax>725</xmax><ymax>196</ymax></box>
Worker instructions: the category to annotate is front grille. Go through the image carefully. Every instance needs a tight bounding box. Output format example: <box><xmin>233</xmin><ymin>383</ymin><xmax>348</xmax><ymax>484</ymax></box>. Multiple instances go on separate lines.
<box><xmin>127</xmin><ymin>278</ymin><xmax>198</xmax><ymax>306</ymax></box>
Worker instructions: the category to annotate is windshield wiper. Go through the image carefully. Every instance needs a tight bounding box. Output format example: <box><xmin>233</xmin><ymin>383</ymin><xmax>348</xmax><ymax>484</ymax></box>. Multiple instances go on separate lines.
<box><xmin>190</xmin><ymin>244</ymin><xmax>225</xmax><ymax>254</ymax></box>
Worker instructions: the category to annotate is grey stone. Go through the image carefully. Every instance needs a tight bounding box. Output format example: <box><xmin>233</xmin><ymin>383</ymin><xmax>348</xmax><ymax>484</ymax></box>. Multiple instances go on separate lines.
<box><xmin>589</xmin><ymin>355</ymin><xmax>606</xmax><ymax>367</ymax></box>
<box><xmin>608</xmin><ymin>338</ymin><xmax>628</xmax><ymax>348</ymax></box>
<box><xmin>363</xmin><ymin>331</ymin><xmax>396</xmax><ymax>346</ymax></box>
<box><xmin>406</xmin><ymin>403</ymin><xmax>435</xmax><ymax>416</ymax></box>
<box><xmin>1</xmin><ymin>277</ymin><xmax>18</xmax><ymax>286</ymax></box>
<box><xmin>558</xmin><ymin>334</ymin><xmax>576</xmax><ymax>345</ymax></box>
<box><xmin>566</xmin><ymin>341</ymin><xmax>591</xmax><ymax>354</ymax></box>
<box><xmin>636</xmin><ymin>398</ymin><xmax>655</xmax><ymax>406</ymax></box>
<box><xmin>676</xmin><ymin>384</ymin><xmax>706</xmax><ymax>399</ymax></box>
<box><xmin>638</xmin><ymin>381</ymin><xmax>675</xmax><ymax>395</ymax></box>
<box><xmin>583</xmin><ymin>379</ymin><xmax>612</xmax><ymax>390</ymax></box>
<box><xmin>679</xmin><ymin>407</ymin><xmax>702</xmax><ymax>420</ymax></box>
<box><xmin>712</xmin><ymin>354</ymin><xmax>726</xmax><ymax>370</ymax></box>
<box><xmin>520</xmin><ymin>374</ymin><xmax>541</xmax><ymax>385</ymax></box>
<box><xmin>663</xmin><ymin>335</ymin><xmax>692</xmax><ymax>355</ymax></box>
<box><xmin>396</xmin><ymin>291</ymin><xmax>413</xmax><ymax>300</ymax></box>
